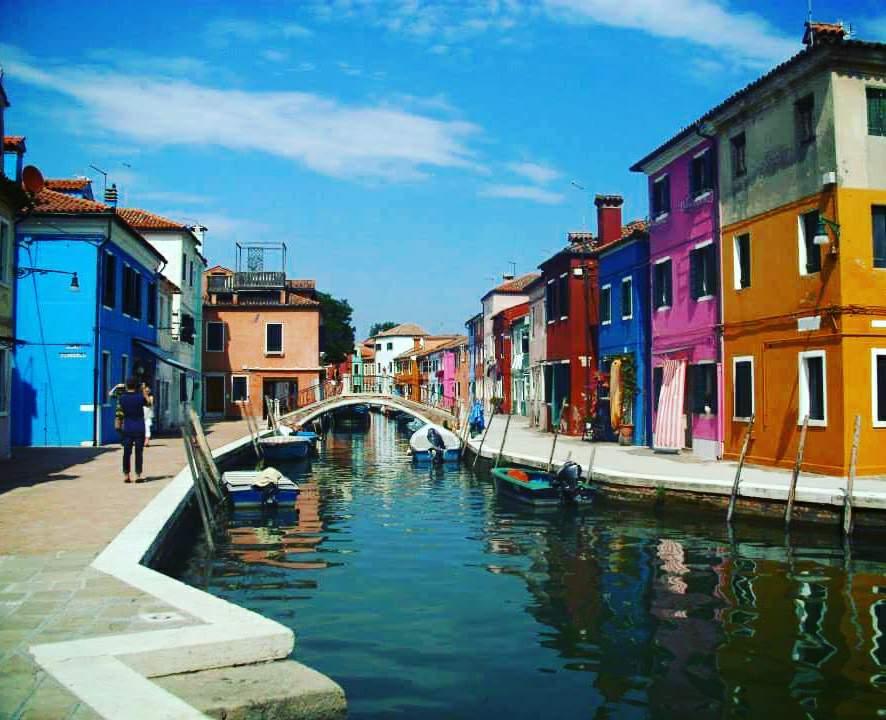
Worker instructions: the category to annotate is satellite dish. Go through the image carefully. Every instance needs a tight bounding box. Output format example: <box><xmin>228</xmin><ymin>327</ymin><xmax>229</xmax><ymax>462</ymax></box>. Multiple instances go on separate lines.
<box><xmin>22</xmin><ymin>165</ymin><xmax>45</xmax><ymax>194</ymax></box>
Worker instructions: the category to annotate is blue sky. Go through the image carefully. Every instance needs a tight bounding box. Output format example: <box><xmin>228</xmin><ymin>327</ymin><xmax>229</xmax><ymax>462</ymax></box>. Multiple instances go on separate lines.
<box><xmin>3</xmin><ymin>0</ymin><xmax>884</xmax><ymax>338</ymax></box>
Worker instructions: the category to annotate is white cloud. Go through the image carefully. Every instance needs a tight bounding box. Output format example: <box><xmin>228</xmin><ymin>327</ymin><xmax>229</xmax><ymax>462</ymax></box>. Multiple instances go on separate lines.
<box><xmin>5</xmin><ymin>49</ymin><xmax>482</xmax><ymax>183</ymax></box>
<box><xmin>479</xmin><ymin>184</ymin><xmax>565</xmax><ymax>204</ymax></box>
<box><xmin>262</xmin><ymin>49</ymin><xmax>290</xmax><ymax>63</ymax></box>
<box><xmin>543</xmin><ymin>0</ymin><xmax>797</xmax><ymax>67</ymax></box>
<box><xmin>206</xmin><ymin>18</ymin><xmax>313</xmax><ymax>45</ymax></box>
<box><xmin>507</xmin><ymin>161</ymin><xmax>561</xmax><ymax>185</ymax></box>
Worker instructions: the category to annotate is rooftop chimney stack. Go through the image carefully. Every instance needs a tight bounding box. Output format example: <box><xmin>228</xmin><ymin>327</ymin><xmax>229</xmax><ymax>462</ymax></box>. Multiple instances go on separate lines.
<box><xmin>595</xmin><ymin>194</ymin><xmax>624</xmax><ymax>246</ymax></box>
<box><xmin>502</xmin><ymin>273</ymin><xmax>515</xmax><ymax>282</ymax></box>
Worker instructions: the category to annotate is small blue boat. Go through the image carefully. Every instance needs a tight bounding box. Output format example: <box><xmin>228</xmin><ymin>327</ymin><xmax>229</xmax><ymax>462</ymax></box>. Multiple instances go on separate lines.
<box><xmin>259</xmin><ymin>434</ymin><xmax>313</xmax><ymax>461</ymax></box>
<box><xmin>409</xmin><ymin>424</ymin><xmax>461</xmax><ymax>463</ymax></box>
<box><xmin>295</xmin><ymin>430</ymin><xmax>320</xmax><ymax>454</ymax></box>
<box><xmin>222</xmin><ymin>468</ymin><xmax>300</xmax><ymax>507</ymax></box>
<box><xmin>491</xmin><ymin>462</ymin><xmax>593</xmax><ymax>507</ymax></box>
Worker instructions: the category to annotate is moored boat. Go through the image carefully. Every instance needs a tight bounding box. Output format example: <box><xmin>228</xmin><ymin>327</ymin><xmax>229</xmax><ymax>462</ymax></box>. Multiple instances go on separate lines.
<box><xmin>222</xmin><ymin>467</ymin><xmax>300</xmax><ymax>507</ymax></box>
<box><xmin>259</xmin><ymin>434</ymin><xmax>313</xmax><ymax>460</ymax></box>
<box><xmin>491</xmin><ymin>462</ymin><xmax>593</xmax><ymax>506</ymax></box>
<box><xmin>409</xmin><ymin>424</ymin><xmax>461</xmax><ymax>463</ymax></box>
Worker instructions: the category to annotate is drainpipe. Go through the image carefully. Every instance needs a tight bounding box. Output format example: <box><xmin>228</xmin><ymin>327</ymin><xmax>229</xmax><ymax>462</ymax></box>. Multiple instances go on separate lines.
<box><xmin>93</xmin><ymin>215</ymin><xmax>111</xmax><ymax>446</ymax></box>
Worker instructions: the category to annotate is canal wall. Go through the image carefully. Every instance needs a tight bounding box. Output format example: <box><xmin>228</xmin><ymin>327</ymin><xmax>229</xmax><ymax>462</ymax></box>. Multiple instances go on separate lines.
<box><xmin>466</xmin><ymin>416</ymin><xmax>886</xmax><ymax>530</ymax></box>
<box><xmin>30</xmin><ymin>430</ymin><xmax>346</xmax><ymax>719</ymax></box>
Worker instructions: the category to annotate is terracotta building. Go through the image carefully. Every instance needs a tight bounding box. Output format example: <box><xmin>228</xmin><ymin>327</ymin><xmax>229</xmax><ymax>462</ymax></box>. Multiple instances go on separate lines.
<box><xmin>202</xmin><ymin>245</ymin><xmax>321</xmax><ymax>420</ymax></box>
<box><xmin>492</xmin><ymin>303</ymin><xmax>529</xmax><ymax>414</ymax></box>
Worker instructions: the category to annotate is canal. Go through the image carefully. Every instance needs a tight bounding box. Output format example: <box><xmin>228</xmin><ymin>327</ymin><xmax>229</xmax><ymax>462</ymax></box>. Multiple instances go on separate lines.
<box><xmin>175</xmin><ymin>414</ymin><xmax>886</xmax><ymax>718</ymax></box>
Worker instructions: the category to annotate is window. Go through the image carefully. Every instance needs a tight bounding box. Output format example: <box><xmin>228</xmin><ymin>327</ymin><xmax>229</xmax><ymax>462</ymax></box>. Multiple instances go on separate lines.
<box><xmin>265</xmin><ymin>323</ymin><xmax>283</xmax><ymax>355</ymax></box>
<box><xmin>180</xmin><ymin>371</ymin><xmax>188</xmax><ymax>403</ymax></box>
<box><xmin>733</xmin><ymin>357</ymin><xmax>754</xmax><ymax>421</ymax></box>
<box><xmin>521</xmin><ymin>330</ymin><xmax>529</xmax><ymax>354</ymax></box>
<box><xmin>867</xmin><ymin>87</ymin><xmax>886</xmax><ymax>137</ymax></box>
<box><xmin>731</xmin><ymin>133</ymin><xmax>747</xmax><ymax>178</ymax></box>
<box><xmin>874</xmin><ymin>350</ymin><xmax>886</xmax><ymax>428</ymax></box>
<box><xmin>181</xmin><ymin>253</ymin><xmax>187</xmax><ymax>285</ymax></box>
<box><xmin>796</xmin><ymin>94</ymin><xmax>815</xmax><ymax>144</ymax></box>
<box><xmin>206</xmin><ymin>321</ymin><xmax>224</xmax><ymax>352</ymax></box>
<box><xmin>102</xmin><ymin>252</ymin><xmax>116</xmax><ymax>308</ymax></box>
<box><xmin>189</xmin><ymin>260</ymin><xmax>195</xmax><ymax>288</ymax></box>
<box><xmin>734</xmin><ymin>234</ymin><xmax>751</xmax><ymax>289</ymax></box>
<box><xmin>559</xmin><ymin>274</ymin><xmax>569</xmax><ymax>318</ymax></box>
<box><xmin>799</xmin><ymin>210</ymin><xmax>822</xmax><ymax>275</ymax></box>
<box><xmin>653</xmin><ymin>258</ymin><xmax>672</xmax><ymax>309</ymax></box>
<box><xmin>799</xmin><ymin>350</ymin><xmax>827</xmax><ymax>426</ymax></box>
<box><xmin>652</xmin><ymin>366</ymin><xmax>664</xmax><ymax>412</ymax></box>
<box><xmin>101</xmin><ymin>352</ymin><xmax>111</xmax><ymax>404</ymax></box>
<box><xmin>121</xmin><ymin>355</ymin><xmax>129</xmax><ymax>385</ymax></box>
<box><xmin>621</xmin><ymin>277</ymin><xmax>633</xmax><ymax>320</ymax></box>
<box><xmin>122</xmin><ymin>266</ymin><xmax>142</xmax><ymax>318</ymax></box>
<box><xmin>545</xmin><ymin>279</ymin><xmax>558</xmax><ymax>322</ymax></box>
<box><xmin>690</xmin><ymin>243</ymin><xmax>717</xmax><ymax>300</ymax></box>
<box><xmin>652</xmin><ymin>175</ymin><xmax>670</xmax><ymax>218</ymax></box>
<box><xmin>689</xmin><ymin>149</ymin><xmax>713</xmax><ymax>198</ymax></box>
<box><xmin>232</xmin><ymin>375</ymin><xmax>248</xmax><ymax>402</ymax></box>
<box><xmin>874</xmin><ymin>206</ymin><xmax>886</xmax><ymax>269</ymax></box>
<box><xmin>387</xmin><ymin>342</ymin><xmax>393</xmax><ymax>350</ymax></box>
<box><xmin>0</xmin><ymin>348</ymin><xmax>9</xmax><ymax>414</ymax></box>
<box><xmin>375</xmin><ymin>343</ymin><xmax>382</xmax><ymax>351</ymax></box>
<box><xmin>600</xmin><ymin>285</ymin><xmax>611</xmax><ymax>324</ymax></box>
<box><xmin>0</xmin><ymin>220</ymin><xmax>9</xmax><ymax>285</ymax></box>
<box><xmin>689</xmin><ymin>363</ymin><xmax>717</xmax><ymax>415</ymax></box>
<box><xmin>147</xmin><ymin>282</ymin><xmax>157</xmax><ymax>326</ymax></box>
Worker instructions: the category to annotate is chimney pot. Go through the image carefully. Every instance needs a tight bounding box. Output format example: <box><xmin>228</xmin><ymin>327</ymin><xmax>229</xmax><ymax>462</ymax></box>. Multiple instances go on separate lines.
<box><xmin>595</xmin><ymin>193</ymin><xmax>624</xmax><ymax>246</ymax></box>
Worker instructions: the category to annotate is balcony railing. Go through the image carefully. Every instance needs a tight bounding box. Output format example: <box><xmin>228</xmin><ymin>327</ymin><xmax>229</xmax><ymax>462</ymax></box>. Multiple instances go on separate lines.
<box><xmin>207</xmin><ymin>271</ymin><xmax>286</xmax><ymax>293</ymax></box>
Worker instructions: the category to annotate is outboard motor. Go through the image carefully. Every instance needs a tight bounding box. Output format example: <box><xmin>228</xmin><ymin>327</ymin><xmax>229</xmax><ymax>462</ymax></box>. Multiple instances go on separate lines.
<box><xmin>553</xmin><ymin>461</ymin><xmax>592</xmax><ymax>504</ymax></box>
<box><xmin>427</xmin><ymin>427</ymin><xmax>447</xmax><ymax>464</ymax></box>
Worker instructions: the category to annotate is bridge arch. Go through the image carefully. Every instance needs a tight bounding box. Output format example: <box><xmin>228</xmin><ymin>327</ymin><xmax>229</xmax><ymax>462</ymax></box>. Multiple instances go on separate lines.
<box><xmin>280</xmin><ymin>394</ymin><xmax>452</xmax><ymax>430</ymax></box>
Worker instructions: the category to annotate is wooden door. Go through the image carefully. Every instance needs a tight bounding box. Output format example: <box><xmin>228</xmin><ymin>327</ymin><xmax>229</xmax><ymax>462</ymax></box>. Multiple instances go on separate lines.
<box><xmin>205</xmin><ymin>376</ymin><xmax>225</xmax><ymax>415</ymax></box>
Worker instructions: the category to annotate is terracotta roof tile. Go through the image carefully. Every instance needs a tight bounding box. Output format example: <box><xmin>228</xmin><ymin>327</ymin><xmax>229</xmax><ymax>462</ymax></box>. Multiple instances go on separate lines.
<box><xmin>3</xmin><ymin>136</ymin><xmax>25</xmax><ymax>152</ymax></box>
<box><xmin>376</xmin><ymin>323</ymin><xmax>430</xmax><ymax>338</ymax></box>
<box><xmin>31</xmin><ymin>188</ymin><xmax>111</xmax><ymax>214</ymax></box>
<box><xmin>45</xmin><ymin>178</ymin><xmax>92</xmax><ymax>192</ymax></box>
<box><xmin>117</xmin><ymin>207</ymin><xmax>187</xmax><ymax>230</ymax></box>
<box><xmin>484</xmin><ymin>273</ymin><xmax>540</xmax><ymax>299</ymax></box>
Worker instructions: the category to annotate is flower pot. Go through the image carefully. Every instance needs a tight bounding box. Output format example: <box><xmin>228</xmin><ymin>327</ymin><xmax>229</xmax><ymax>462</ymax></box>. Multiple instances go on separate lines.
<box><xmin>618</xmin><ymin>424</ymin><xmax>634</xmax><ymax>445</ymax></box>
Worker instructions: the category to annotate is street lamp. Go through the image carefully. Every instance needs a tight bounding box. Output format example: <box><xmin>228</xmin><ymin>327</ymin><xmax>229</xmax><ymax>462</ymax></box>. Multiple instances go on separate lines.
<box><xmin>16</xmin><ymin>266</ymin><xmax>80</xmax><ymax>292</ymax></box>
<box><xmin>814</xmin><ymin>215</ymin><xmax>840</xmax><ymax>246</ymax></box>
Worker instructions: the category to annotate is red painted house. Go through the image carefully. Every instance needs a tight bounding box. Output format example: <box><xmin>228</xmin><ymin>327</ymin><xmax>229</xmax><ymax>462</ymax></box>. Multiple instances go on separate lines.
<box><xmin>539</xmin><ymin>195</ymin><xmax>625</xmax><ymax>434</ymax></box>
<box><xmin>492</xmin><ymin>302</ymin><xmax>529</xmax><ymax>414</ymax></box>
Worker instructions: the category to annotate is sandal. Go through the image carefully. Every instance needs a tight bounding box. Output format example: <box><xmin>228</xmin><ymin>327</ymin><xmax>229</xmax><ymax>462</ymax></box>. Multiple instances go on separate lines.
<box><xmin>124</xmin><ymin>476</ymin><xmax>132</xmax><ymax>483</ymax></box>
<box><xmin>135</xmin><ymin>476</ymin><xmax>145</xmax><ymax>484</ymax></box>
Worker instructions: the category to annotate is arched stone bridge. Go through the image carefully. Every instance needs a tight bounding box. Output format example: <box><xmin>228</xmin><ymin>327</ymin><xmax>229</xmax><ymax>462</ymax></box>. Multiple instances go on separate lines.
<box><xmin>279</xmin><ymin>384</ymin><xmax>462</xmax><ymax>432</ymax></box>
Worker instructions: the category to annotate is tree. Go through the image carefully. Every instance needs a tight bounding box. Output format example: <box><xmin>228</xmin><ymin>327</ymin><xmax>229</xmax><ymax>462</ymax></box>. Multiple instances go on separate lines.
<box><xmin>317</xmin><ymin>292</ymin><xmax>355</xmax><ymax>365</ymax></box>
<box><xmin>368</xmin><ymin>321</ymin><xmax>398</xmax><ymax>338</ymax></box>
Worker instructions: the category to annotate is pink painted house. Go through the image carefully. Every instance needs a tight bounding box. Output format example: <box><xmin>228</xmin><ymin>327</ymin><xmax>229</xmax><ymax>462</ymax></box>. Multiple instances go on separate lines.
<box><xmin>632</xmin><ymin>135</ymin><xmax>722</xmax><ymax>460</ymax></box>
<box><xmin>440</xmin><ymin>336</ymin><xmax>467</xmax><ymax>413</ymax></box>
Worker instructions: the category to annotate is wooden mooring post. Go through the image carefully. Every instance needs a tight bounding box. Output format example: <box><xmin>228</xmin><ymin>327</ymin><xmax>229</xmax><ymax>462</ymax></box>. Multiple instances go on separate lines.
<box><xmin>843</xmin><ymin>414</ymin><xmax>862</xmax><ymax>537</ymax></box>
<box><xmin>546</xmin><ymin>398</ymin><xmax>568</xmax><ymax>474</ymax></box>
<box><xmin>726</xmin><ymin>413</ymin><xmax>755</xmax><ymax>525</ymax></box>
<box><xmin>784</xmin><ymin>414</ymin><xmax>809</xmax><ymax>531</ymax></box>
<box><xmin>182</xmin><ymin>424</ymin><xmax>216</xmax><ymax>552</ymax></box>
<box><xmin>472</xmin><ymin>405</ymin><xmax>498</xmax><ymax>470</ymax></box>
<box><xmin>494</xmin><ymin>412</ymin><xmax>513</xmax><ymax>469</ymax></box>
<box><xmin>587</xmin><ymin>445</ymin><xmax>597</xmax><ymax>483</ymax></box>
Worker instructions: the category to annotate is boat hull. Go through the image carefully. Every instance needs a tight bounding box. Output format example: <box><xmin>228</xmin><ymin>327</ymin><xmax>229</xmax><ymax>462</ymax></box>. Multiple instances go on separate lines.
<box><xmin>490</xmin><ymin>467</ymin><xmax>592</xmax><ymax>507</ymax></box>
<box><xmin>222</xmin><ymin>471</ymin><xmax>300</xmax><ymax>508</ymax></box>
<box><xmin>412</xmin><ymin>449</ymin><xmax>461</xmax><ymax>463</ymax></box>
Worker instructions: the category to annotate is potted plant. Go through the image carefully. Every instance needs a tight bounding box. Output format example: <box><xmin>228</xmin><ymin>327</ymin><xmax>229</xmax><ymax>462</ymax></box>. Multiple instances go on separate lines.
<box><xmin>618</xmin><ymin>354</ymin><xmax>637</xmax><ymax>445</ymax></box>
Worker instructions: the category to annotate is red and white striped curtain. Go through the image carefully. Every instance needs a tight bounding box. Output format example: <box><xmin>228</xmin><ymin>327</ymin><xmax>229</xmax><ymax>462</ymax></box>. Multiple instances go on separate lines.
<box><xmin>654</xmin><ymin>359</ymin><xmax>686</xmax><ymax>451</ymax></box>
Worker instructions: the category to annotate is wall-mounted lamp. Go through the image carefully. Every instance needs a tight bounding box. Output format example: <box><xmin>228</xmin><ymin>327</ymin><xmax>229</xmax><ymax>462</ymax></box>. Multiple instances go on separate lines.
<box><xmin>16</xmin><ymin>266</ymin><xmax>80</xmax><ymax>292</ymax></box>
<box><xmin>813</xmin><ymin>216</ymin><xmax>840</xmax><ymax>247</ymax></box>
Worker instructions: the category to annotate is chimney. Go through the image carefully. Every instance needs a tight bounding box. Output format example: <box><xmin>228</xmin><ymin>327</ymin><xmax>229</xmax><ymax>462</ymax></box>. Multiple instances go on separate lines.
<box><xmin>595</xmin><ymin>194</ymin><xmax>624</xmax><ymax>246</ymax></box>
<box><xmin>190</xmin><ymin>224</ymin><xmax>208</xmax><ymax>244</ymax></box>
<box><xmin>802</xmin><ymin>20</ymin><xmax>848</xmax><ymax>47</ymax></box>
<box><xmin>502</xmin><ymin>273</ymin><xmax>515</xmax><ymax>282</ymax></box>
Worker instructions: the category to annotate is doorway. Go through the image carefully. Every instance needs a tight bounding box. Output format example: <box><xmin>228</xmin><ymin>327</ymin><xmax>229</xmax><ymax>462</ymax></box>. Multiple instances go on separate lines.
<box><xmin>683</xmin><ymin>369</ymin><xmax>693</xmax><ymax>449</ymax></box>
<box><xmin>263</xmin><ymin>379</ymin><xmax>299</xmax><ymax>416</ymax></box>
<box><xmin>205</xmin><ymin>375</ymin><xmax>225</xmax><ymax>417</ymax></box>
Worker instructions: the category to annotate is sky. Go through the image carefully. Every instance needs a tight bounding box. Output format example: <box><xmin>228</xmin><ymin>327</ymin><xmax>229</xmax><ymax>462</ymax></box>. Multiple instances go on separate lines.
<box><xmin>3</xmin><ymin>0</ymin><xmax>885</xmax><ymax>338</ymax></box>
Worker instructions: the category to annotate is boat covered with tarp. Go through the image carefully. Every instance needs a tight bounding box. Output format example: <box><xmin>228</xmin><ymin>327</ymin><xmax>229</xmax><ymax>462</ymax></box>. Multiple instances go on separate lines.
<box><xmin>409</xmin><ymin>424</ymin><xmax>461</xmax><ymax>463</ymax></box>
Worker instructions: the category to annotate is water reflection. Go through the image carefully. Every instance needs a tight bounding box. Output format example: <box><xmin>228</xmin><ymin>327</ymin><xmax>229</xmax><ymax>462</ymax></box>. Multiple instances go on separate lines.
<box><xmin>176</xmin><ymin>414</ymin><xmax>886</xmax><ymax>719</ymax></box>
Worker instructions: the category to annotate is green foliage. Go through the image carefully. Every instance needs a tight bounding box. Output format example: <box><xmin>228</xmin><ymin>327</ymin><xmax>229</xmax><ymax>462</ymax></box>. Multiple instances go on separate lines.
<box><xmin>368</xmin><ymin>321</ymin><xmax>399</xmax><ymax>338</ymax></box>
<box><xmin>620</xmin><ymin>353</ymin><xmax>637</xmax><ymax>405</ymax></box>
<box><xmin>317</xmin><ymin>292</ymin><xmax>356</xmax><ymax>365</ymax></box>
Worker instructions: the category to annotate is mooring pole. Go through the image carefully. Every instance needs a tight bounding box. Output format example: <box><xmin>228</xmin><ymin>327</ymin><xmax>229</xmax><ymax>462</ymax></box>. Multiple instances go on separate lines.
<box><xmin>472</xmin><ymin>406</ymin><xmax>498</xmax><ymax>470</ymax></box>
<box><xmin>785</xmin><ymin>414</ymin><xmax>809</xmax><ymax>531</ymax></box>
<box><xmin>843</xmin><ymin>414</ymin><xmax>861</xmax><ymax>537</ymax></box>
<box><xmin>494</xmin><ymin>412</ymin><xmax>513</xmax><ymax>469</ymax></box>
<box><xmin>727</xmin><ymin>412</ymin><xmax>755</xmax><ymax>525</ymax></box>
<box><xmin>587</xmin><ymin>445</ymin><xmax>597</xmax><ymax>483</ymax></box>
<box><xmin>546</xmin><ymin>398</ymin><xmax>568</xmax><ymax>474</ymax></box>
<box><xmin>183</xmin><ymin>429</ymin><xmax>215</xmax><ymax>551</ymax></box>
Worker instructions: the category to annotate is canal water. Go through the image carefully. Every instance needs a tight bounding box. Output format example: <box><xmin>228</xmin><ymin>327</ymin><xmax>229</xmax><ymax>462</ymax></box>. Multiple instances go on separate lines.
<box><xmin>175</xmin><ymin>414</ymin><xmax>886</xmax><ymax>718</ymax></box>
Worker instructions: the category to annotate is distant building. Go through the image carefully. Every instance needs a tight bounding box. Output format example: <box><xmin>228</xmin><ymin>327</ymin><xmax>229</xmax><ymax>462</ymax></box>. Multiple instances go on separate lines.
<box><xmin>370</xmin><ymin>323</ymin><xmax>430</xmax><ymax>378</ymax></box>
<box><xmin>202</xmin><ymin>243</ymin><xmax>321</xmax><ymax>420</ymax></box>
<box><xmin>526</xmin><ymin>276</ymin><xmax>547</xmax><ymax>429</ymax></box>
<box><xmin>491</xmin><ymin>303</ymin><xmax>528</xmax><ymax>415</ymax></box>
<box><xmin>465</xmin><ymin>312</ymin><xmax>483</xmax><ymax>404</ymax></box>
<box><xmin>13</xmin><ymin>189</ymin><xmax>166</xmax><ymax>446</ymax></box>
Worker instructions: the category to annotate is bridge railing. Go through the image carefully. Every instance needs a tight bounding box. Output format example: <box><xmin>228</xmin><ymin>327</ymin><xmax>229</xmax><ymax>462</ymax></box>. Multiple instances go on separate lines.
<box><xmin>296</xmin><ymin>379</ymin><xmax>343</xmax><ymax>407</ymax></box>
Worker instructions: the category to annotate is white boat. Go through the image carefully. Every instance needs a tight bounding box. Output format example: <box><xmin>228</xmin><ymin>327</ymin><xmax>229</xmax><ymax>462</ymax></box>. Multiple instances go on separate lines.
<box><xmin>222</xmin><ymin>467</ymin><xmax>300</xmax><ymax>507</ymax></box>
<box><xmin>409</xmin><ymin>424</ymin><xmax>461</xmax><ymax>463</ymax></box>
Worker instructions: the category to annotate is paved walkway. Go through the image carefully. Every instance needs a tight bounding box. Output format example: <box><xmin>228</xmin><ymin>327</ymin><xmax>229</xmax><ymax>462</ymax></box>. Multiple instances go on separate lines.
<box><xmin>469</xmin><ymin>416</ymin><xmax>886</xmax><ymax>511</ymax></box>
<box><xmin>0</xmin><ymin>421</ymin><xmax>249</xmax><ymax>720</ymax></box>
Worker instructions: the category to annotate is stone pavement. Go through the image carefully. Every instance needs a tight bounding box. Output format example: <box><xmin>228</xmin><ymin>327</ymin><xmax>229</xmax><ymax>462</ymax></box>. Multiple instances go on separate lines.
<box><xmin>470</xmin><ymin>415</ymin><xmax>886</xmax><ymax>510</ymax></box>
<box><xmin>0</xmin><ymin>421</ymin><xmax>249</xmax><ymax>720</ymax></box>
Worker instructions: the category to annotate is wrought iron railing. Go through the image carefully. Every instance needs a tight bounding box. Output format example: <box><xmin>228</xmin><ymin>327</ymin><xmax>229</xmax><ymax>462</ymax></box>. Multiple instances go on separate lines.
<box><xmin>206</xmin><ymin>272</ymin><xmax>286</xmax><ymax>293</ymax></box>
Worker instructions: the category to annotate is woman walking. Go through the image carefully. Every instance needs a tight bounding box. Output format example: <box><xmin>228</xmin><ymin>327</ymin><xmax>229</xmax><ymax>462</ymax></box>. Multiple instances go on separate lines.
<box><xmin>143</xmin><ymin>387</ymin><xmax>154</xmax><ymax>447</ymax></box>
<box><xmin>119</xmin><ymin>377</ymin><xmax>152</xmax><ymax>483</ymax></box>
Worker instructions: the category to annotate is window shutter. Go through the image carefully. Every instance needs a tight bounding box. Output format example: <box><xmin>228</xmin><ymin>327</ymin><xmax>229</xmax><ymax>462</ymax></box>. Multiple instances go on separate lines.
<box><xmin>873</xmin><ymin>207</ymin><xmax>886</xmax><ymax>269</ymax></box>
<box><xmin>804</xmin><ymin>212</ymin><xmax>821</xmax><ymax>273</ymax></box>
<box><xmin>653</xmin><ymin>366</ymin><xmax>664</xmax><ymax>411</ymax></box>
<box><xmin>663</xmin><ymin>177</ymin><xmax>670</xmax><ymax>212</ymax></box>
<box><xmin>665</xmin><ymin>261</ymin><xmax>673</xmax><ymax>306</ymax></box>
<box><xmin>738</xmin><ymin>235</ymin><xmax>751</xmax><ymax>288</ymax></box>
<box><xmin>705</xmin><ymin>246</ymin><xmax>718</xmax><ymax>295</ymax></box>
<box><xmin>690</xmin><ymin>250</ymin><xmax>701</xmax><ymax>299</ymax></box>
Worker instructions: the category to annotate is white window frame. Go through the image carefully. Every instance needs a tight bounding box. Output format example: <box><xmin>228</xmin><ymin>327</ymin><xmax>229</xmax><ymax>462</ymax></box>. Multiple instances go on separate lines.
<box><xmin>733</xmin><ymin>233</ymin><xmax>751</xmax><ymax>290</ymax></box>
<box><xmin>205</xmin><ymin>321</ymin><xmax>225</xmax><ymax>352</ymax></box>
<box><xmin>621</xmin><ymin>276</ymin><xmax>633</xmax><ymax>320</ymax></box>
<box><xmin>600</xmin><ymin>284</ymin><xmax>611</xmax><ymax>325</ymax></box>
<box><xmin>231</xmin><ymin>374</ymin><xmax>249</xmax><ymax>403</ymax></box>
<box><xmin>798</xmin><ymin>212</ymin><xmax>820</xmax><ymax>277</ymax></box>
<box><xmin>652</xmin><ymin>174</ymin><xmax>670</xmax><ymax>220</ymax></box>
<box><xmin>798</xmin><ymin>349</ymin><xmax>827</xmax><ymax>427</ymax></box>
<box><xmin>264</xmin><ymin>322</ymin><xmax>284</xmax><ymax>356</ymax></box>
<box><xmin>732</xmin><ymin>355</ymin><xmax>755</xmax><ymax>422</ymax></box>
<box><xmin>873</xmin><ymin>349</ymin><xmax>886</xmax><ymax>429</ymax></box>
<box><xmin>0</xmin><ymin>219</ymin><xmax>11</xmax><ymax>287</ymax></box>
<box><xmin>101</xmin><ymin>351</ymin><xmax>112</xmax><ymax>406</ymax></box>
<box><xmin>0</xmin><ymin>347</ymin><xmax>9</xmax><ymax>416</ymax></box>
<box><xmin>653</xmin><ymin>256</ymin><xmax>672</xmax><ymax>312</ymax></box>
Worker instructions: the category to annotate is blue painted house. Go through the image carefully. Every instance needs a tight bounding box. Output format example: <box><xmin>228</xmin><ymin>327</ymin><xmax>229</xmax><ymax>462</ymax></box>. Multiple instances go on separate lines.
<box><xmin>13</xmin><ymin>188</ymin><xmax>165</xmax><ymax>446</ymax></box>
<box><xmin>596</xmin><ymin>221</ymin><xmax>651</xmax><ymax>446</ymax></box>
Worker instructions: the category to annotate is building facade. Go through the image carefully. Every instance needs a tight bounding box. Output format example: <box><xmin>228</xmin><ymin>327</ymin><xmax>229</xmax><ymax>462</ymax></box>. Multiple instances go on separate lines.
<box><xmin>202</xmin><ymin>258</ymin><xmax>321</xmax><ymax>420</ymax></box>
<box><xmin>715</xmin><ymin>26</ymin><xmax>886</xmax><ymax>475</ymax></box>
<box><xmin>465</xmin><ymin>313</ymin><xmax>483</xmax><ymax>404</ymax></box>
<box><xmin>632</xmin><ymin>135</ymin><xmax>722</xmax><ymax>459</ymax></box>
<box><xmin>510</xmin><ymin>312</ymin><xmax>530</xmax><ymax>417</ymax></box>
<box><xmin>370</xmin><ymin>323</ymin><xmax>430</xmax><ymax>379</ymax></box>
<box><xmin>527</xmin><ymin>276</ymin><xmax>547</xmax><ymax>429</ymax></box>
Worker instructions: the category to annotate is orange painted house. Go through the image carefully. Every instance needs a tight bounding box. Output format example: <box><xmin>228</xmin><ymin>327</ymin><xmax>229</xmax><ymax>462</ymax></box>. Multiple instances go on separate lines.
<box><xmin>715</xmin><ymin>25</ymin><xmax>886</xmax><ymax>475</ymax></box>
<box><xmin>202</xmin><ymin>261</ymin><xmax>321</xmax><ymax>420</ymax></box>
